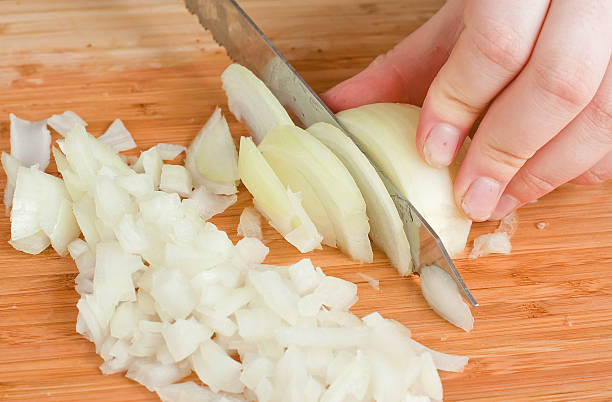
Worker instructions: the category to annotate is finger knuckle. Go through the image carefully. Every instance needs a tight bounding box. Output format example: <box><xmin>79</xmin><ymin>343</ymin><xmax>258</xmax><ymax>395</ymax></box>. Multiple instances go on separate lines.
<box><xmin>584</xmin><ymin>91</ymin><xmax>612</xmax><ymax>138</ymax></box>
<box><xmin>480</xmin><ymin>140</ymin><xmax>530</xmax><ymax>171</ymax></box>
<box><xmin>533</xmin><ymin>56</ymin><xmax>600</xmax><ymax>110</ymax></box>
<box><xmin>517</xmin><ymin>168</ymin><xmax>557</xmax><ymax>195</ymax></box>
<box><xmin>469</xmin><ymin>21</ymin><xmax>527</xmax><ymax>73</ymax></box>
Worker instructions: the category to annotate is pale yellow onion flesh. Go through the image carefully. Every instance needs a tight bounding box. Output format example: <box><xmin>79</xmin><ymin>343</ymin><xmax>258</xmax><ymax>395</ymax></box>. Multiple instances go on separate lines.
<box><xmin>307</xmin><ymin>122</ymin><xmax>412</xmax><ymax>275</ymax></box>
<box><xmin>47</xmin><ymin>111</ymin><xmax>87</xmax><ymax>136</ymax></box>
<box><xmin>238</xmin><ymin>136</ymin><xmax>322</xmax><ymax>253</ymax></box>
<box><xmin>337</xmin><ymin>103</ymin><xmax>471</xmax><ymax>257</ymax></box>
<box><xmin>237</xmin><ymin>206</ymin><xmax>263</xmax><ymax>240</ymax></box>
<box><xmin>259</xmin><ymin>125</ymin><xmax>372</xmax><ymax>263</ymax></box>
<box><xmin>9</xmin><ymin>113</ymin><xmax>51</xmax><ymax>171</ymax></box>
<box><xmin>420</xmin><ymin>265</ymin><xmax>474</xmax><ymax>332</ymax></box>
<box><xmin>97</xmin><ymin>119</ymin><xmax>137</xmax><ymax>153</ymax></box>
<box><xmin>221</xmin><ymin>63</ymin><xmax>293</xmax><ymax>144</ymax></box>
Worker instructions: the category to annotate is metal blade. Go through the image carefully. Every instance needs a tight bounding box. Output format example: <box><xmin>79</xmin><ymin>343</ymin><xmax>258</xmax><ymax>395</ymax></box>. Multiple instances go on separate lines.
<box><xmin>184</xmin><ymin>0</ymin><xmax>478</xmax><ymax>306</ymax></box>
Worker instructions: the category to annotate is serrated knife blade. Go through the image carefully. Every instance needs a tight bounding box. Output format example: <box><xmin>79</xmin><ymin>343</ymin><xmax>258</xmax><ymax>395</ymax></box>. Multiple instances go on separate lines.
<box><xmin>184</xmin><ymin>0</ymin><xmax>478</xmax><ymax>307</ymax></box>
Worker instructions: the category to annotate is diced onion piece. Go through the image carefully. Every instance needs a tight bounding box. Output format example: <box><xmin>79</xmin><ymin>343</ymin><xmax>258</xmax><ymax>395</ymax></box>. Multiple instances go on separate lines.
<box><xmin>259</xmin><ymin>125</ymin><xmax>372</xmax><ymax>263</ymax></box>
<box><xmin>191</xmin><ymin>340</ymin><xmax>244</xmax><ymax>394</ymax></box>
<box><xmin>221</xmin><ymin>63</ymin><xmax>292</xmax><ymax>144</ymax></box>
<box><xmin>536</xmin><ymin>221</ymin><xmax>549</xmax><ymax>230</ymax></box>
<box><xmin>277</xmin><ymin>326</ymin><xmax>369</xmax><ymax>349</ymax></box>
<box><xmin>357</xmin><ymin>272</ymin><xmax>380</xmax><ymax>291</ymax></box>
<box><xmin>248</xmin><ymin>270</ymin><xmax>299</xmax><ymax>325</ymax></box>
<box><xmin>338</xmin><ymin>103</ymin><xmax>472</xmax><ymax>257</ymax></box>
<box><xmin>156</xmin><ymin>381</ymin><xmax>246</xmax><ymax>402</ymax></box>
<box><xmin>185</xmin><ymin>107</ymin><xmax>238</xmax><ymax>194</ymax></box>
<box><xmin>9</xmin><ymin>113</ymin><xmax>51</xmax><ymax>171</ymax></box>
<box><xmin>238</xmin><ymin>136</ymin><xmax>321</xmax><ymax>252</ymax></box>
<box><xmin>497</xmin><ymin>211</ymin><xmax>518</xmax><ymax>236</ymax></box>
<box><xmin>98</xmin><ymin>119</ymin><xmax>137</xmax><ymax>152</ymax></box>
<box><xmin>321</xmin><ymin>350</ymin><xmax>369</xmax><ymax>402</ymax></box>
<box><xmin>313</xmin><ymin>276</ymin><xmax>358</xmax><ymax>311</ymax></box>
<box><xmin>2</xmin><ymin>152</ymin><xmax>23</xmax><ymax>213</ymax></box>
<box><xmin>288</xmin><ymin>259</ymin><xmax>324</xmax><ymax>296</ymax></box>
<box><xmin>235</xmin><ymin>308</ymin><xmax>282</xmax><ymax>342</ymax></box>
<box><xmin>116</xmin><ymin>172</ymin><xmax>155</xmax><ymax>200</ymax></box>
<box><xmin>47</xmin><ymin>111</ymin><xmax>87</xmax><ymax>136</ymax></box>
<box><xmin>151</xmin><ymin>268</ymin><xmax>198</xmax><ymax>320</ymax></box>
<box><xmin>133</xmin><ymin>146</ymin><xmax>164</xmax><ymax>188</ymax></box>
<box><xmin>159</xmin><ymin>164</ymin><xmax>193</xmax><ymax>196</ymax></box>
<box><xmin>156</xmin><ymin>143</ymin><xmax>186</xmax><ymax>161</ymax></box>
<box><xmin>183</xmin><ymin>185</ymin><xmax>236</xmax><ymax>221</ymax></box>
<box><xmin>308</xmin><ymin>122</ymin><xmax>413</xmax><ymax>274</ymax></box>
<box><xmin>409</xmin><ymin>339</ymin><xmax>469</xmax><ymax>373</ymax></box>
<box><xmin>237</xmin><ymin>206</ymin><xmax>262</xmax><ymax>240</ymax></box>
<box><xmin>52</xmin><ymin>147</ymin><xmax>87</xmax><ymax>201</ymax></box>
<box><xmin>420</xmin><ymin>265</ymin><xmax>474</xmax><ymax>332</ymax></box>
<box><xmin>125</xmin><ymin>359</ymin><xmax>190</xmax><ymax>392</ymax></box>
<box><xmin>161</xmin><ymin>318</ymin><xmax>212</xmax><ymax>362</ymax></box>
<box><xmin>469</xmin><ymin>232</ymin><xmax>512</xmax><ymax>259</ymax></box>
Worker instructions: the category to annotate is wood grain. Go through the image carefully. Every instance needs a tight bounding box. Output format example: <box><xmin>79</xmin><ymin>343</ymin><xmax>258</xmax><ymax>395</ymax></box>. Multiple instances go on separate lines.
<box><xmin>1</xmin><ymin>0</ymin><xmax>611</xmax><ymax>400</ymax></box>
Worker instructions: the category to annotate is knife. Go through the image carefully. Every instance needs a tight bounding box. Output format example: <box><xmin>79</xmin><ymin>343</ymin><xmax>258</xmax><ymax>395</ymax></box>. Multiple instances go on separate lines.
<box><xmin>184</xmin><ymin>0</ymin><xmax>478</xmax><ymax>307</ymax></box>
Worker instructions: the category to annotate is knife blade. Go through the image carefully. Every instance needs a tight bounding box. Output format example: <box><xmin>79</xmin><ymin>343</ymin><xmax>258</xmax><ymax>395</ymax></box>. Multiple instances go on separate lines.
<box><xmin>184</xmin><ymin>0</ymin><xmax>478</xmax><ymax>307</ymax></box>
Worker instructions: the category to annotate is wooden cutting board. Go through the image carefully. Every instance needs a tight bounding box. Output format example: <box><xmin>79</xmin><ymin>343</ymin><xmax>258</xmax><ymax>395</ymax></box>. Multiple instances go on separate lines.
<box><xmin>1</xmin><ymin>1</ymin><xmax>611</xmax><ymax>400</ymax></box>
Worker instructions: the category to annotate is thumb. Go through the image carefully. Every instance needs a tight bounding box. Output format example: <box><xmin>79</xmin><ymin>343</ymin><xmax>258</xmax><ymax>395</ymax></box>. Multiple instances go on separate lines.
<box><xmin>322</xmin><ymin>0</ymin><xmax>465</xmax><ymax>113</ymax></box>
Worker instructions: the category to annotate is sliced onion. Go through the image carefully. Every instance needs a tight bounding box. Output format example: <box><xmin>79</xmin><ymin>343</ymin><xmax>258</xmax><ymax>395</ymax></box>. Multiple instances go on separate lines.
<box><xmin>156</xmin><ymin>143</ymin><xmax>186</xmax><ymax>161</ymax></box>
<box><xmin>419</xmin><ymin>265</ymin><xmax>474</xmax><ymax>332</ymax></box>
<box><xmin>237</xmin><ymin>206</ymin><xmax>262</xmax><ymax>240</ymax></box>
<box><xmin>259</xmin><ymin>125</ymin><xmax>372</xmax><ymax>262</ymax></box>
<box><xmin>47</xmin><ymin>111</ymin><xmax>87</xmax><ymax>136</ymax></box>
<box><xmin>184</xmin><ymin>185</ymin><xmax>237</xmax><ymax>221</ymax></box>
<box><xmin>221</xmin><ymin>63</ymin><xmax>292</xmax><ymax>144</ymax></box>
<box><xmin>1</xmin><ymin>152</ymin><xmax>23</xmax><ymax>213</ymax></box>
<box><xmin>469</xmin><ymin>232</ymin><xmax>512</xmax><ymax>259</ymax></box>
<box><xmin>357</xmin><ymin>272</ymin><xmax>380</xmax><ymax>291</ymax></box>
<box><xmin>238</xmin><ymin>136</ymin><xmax>321</xmax><ymax>253</ymax></box>
<box><xmin>159</xmin><ymin>164</ymin><xmax>193</xmax><ymax>197</ymax></box>
<box><xmin>337</xmin><ymin>104</ymin><xmax>472</xmax><ymax>257</ymax></box>
<box><xmin>97</xmin><ymin>119</ymin><xmax>137</xmax><ymax>152</ymax></box>
<box><xmin>308</xmin><ymin>122</ymin><xmax>413</xmax><ymax>275</ymax></box>
<box><xmin>9</xmin><ymin>113</ymin><xmax>51</xmax><ymax>171</ymax></box>
<box><xmin>185</xmin><ymin>107</ymin><xmax>238</xmax><ymax>194</ymax></box>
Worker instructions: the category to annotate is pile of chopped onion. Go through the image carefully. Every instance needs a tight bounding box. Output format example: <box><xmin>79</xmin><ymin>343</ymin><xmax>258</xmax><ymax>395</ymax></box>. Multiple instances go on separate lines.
<box><xmin>2</xmin><ymin>109</ymin><xmax>468</xmax><ymax>400</ymax></box>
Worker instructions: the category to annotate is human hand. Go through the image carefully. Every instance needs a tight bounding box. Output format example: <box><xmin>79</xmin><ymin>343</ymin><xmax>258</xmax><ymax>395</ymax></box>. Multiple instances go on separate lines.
<box><xmin>323</xmin><ymin>0</ymin><xmax>612</xmax><ymax>221</ymax></box>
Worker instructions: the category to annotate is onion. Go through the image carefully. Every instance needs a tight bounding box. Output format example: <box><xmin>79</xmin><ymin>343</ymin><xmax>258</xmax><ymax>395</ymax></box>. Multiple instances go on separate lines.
<box><xmin>419</xmin><ymin>265</ymin><xmax>474</xmax><ymax>332</ymax></box>
<box><xmin>184</xmin><ymin>185</ymin><xmax>236</xmax><ymax>221</ymax></box>
<box><xmin>191</xmin><ymin>340</ymin><xmax>244</xmax><ymax>393</ymax></box>
<box><xmin>221</xmin><ymin>63</ymin><xmax>292</xmax><ymax>144</ymax></box>
<box><xmin>259</xmin><ymin>125</ymin><xmax>372</xmax><ymax>263</ymax></box>
<box><xmin>47</xmin><ymin>111</ymin><xmax>87</xmax><ymax>136</ymax></box>
<box><xmin>308</xmin><ymin>122</ymin><xmax>413</xmax><ymax>275</ymax></box>
<box><xmin>1</xmin><ymin>152</ymin><xmax>23</xmax><ymax>213</ymax></box>
<box><xmin>156</xmin><ymin>143</ymin><xmax>186</xmax><ymax>161</ymax></box>
<box><xmin>125</xmin><ymin>359</ymin><xmax>190</xmax><ymax>392</ymax></box>
<box><xmin>156</xmin><ymin>381</ymin><xmax>246</xmax><ymax>402</ymax></box>
<box><xmin>98</xmin><ymin>119</ymin><xmax>137</xmax><ymax>152</ymax></box>
<box><xmin>9</xmin><ymin>113</ymin><xmax>51</xmax><ymax>171</ymax></box>
<box><xmin>357</xmin><ymin>272</ymin><xmax>380</xmax><ymax>291</ymax></box>
<box><xmin>237</xmin><ymin>206</ymin><xmax>262</xmax><ymax>240</ymax></box>
<box><xmin>133</xmin><ymin>146</ymin><xmax>163</xmax><ymax>188</ymax></box>
<box><xmin>161</xmin><ymin>318</ymin><xmax>213</xmax><ymax>362</ymax></box>
<box><xmin>238</xmin><ymin>136</ymin><xmax>322</xmax><ymax>253</ymax></box>
<box><xmin>159</xmin><ymin>164</ymin><xmax>193</xmax><ymax>196</ymax></box>
<box><xmin>185</xmin><ymin>107</ymin><xmax>238</xmax><ymax>194</ymax></box>
<box><xmin>337</xmin><ymin>103</ymin><xmax>472</xmax><ymax>257</ymax></box>
<box><xmin>469</xmin><ymin>232</ymin><xmax>512</xmax><ymax>259</ymax></box>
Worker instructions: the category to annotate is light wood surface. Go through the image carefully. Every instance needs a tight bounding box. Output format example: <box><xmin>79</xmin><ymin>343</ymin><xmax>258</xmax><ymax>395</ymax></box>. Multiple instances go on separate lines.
<box><xmin>1</xmin><ymin>0</ymin><xmax>611</xmax><ymax>401</ymax></box>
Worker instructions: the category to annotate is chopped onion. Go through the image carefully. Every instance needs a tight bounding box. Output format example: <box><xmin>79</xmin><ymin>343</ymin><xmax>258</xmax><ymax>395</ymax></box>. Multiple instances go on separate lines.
<box><xmin>156</xmin><ymin>143</ymin><xmax>186</xmax><ymax>161</ymax></box>
<box><xmin>497</xmin><ymin>211</ymin><xmax>518</xmax><ymax>236</ymax></box>
<box><xmin>337</xmin><ymin>103</ymin><xmax>472</xmax><ymax>257</ymax></box>
<box><xmin>9</xmin><ymin>113</ymin><xmax>51</xmax><ymax>171</ymax></box>
<box><xmin>221</xmin><ymin>63</ymin><xmax>292</xmax><ymax>144</ymax></box>
<box><xmin>156</xmin><ymin>381</ymin><xmax>246</xmax><ymax>402</ymax></box>
<box><xmin>357</xmin><ymin>272</ymin><xmax>380</xmax><ymax>291</ymax></box>
<box><xmin>191</xmin><ymin>340</ymin><xmax>244</xmax><ymax>393</ymax></box>
<box><xmin>47</xmin><ymin>111</ymin><xmax>87</xmax><ymax>136</ymax></box>
<box><xmin>159</xmin><ymin>164</ymin><xmax>193</xmax><ymax>196</ymax></box>
<box><xmin>125</xmin><ymin>359</ymin><xmax>190</xmax><ymax>392</ymax></box>
<box><xmin>259</xmin><ymin>125</ymin><xmax>372</xmax><ymax>262</ymax></box>
<box><xmin>420</xmin><ymin>265</ymin><xmax>474</xmax><ymax>332</ymax></box>
<box><xmin>536</xmin><ymin>221</ymin><xmax>549</xmax><ymax>230</ymax></box>
<box><xmin>238</xmin><ymin>136</ymin><xmax>321</xmax><ymax>252</ymax></box>
<box><xmin>133</xmin><ymin>146</ymin><xmax>163</xmax><ymax>188</ymax></box>
<box><xmin>161</xmin><ymin>318</ymin><xmax>212</xmax><ymax>362</ymax></box>
<box><xmin>469</xmin><ymin>232</ymin><xmax>512</xmax><ymax>259</ymax></box>
<box><xmin>185</xmin><ymin>107</ymin><xmax>238</xmax><ymax>194</ymax></box>
<box><xmin>1</xmin><ymin>152</ymin><xmax>23</xmax><ymax>212</ymax></box>
<box><xmin>308</xmin><ymin>122</ymin><xmax>413</xmax><ymax>275</ymax></box>
<box><xmin>98</xmin><ymin>119</ymin><xmax>137</xmax><ymax>152</ymax></box>
<box><xmin>237</xmin><ymin>206</ymin><xmax>262</xmax><ymax>240</ymax></box>
<box><xmin>409</xmin><ymin>339</ymin><xmax>469</xmax><ymax>373</ymax></box>
<box><xmin>184</xmin><ymin>185</ymin><xmax>237</xmax><ymax>221</ymax></box>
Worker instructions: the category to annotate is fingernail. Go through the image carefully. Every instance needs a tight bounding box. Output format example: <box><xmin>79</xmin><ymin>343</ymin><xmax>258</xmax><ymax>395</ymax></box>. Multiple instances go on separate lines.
<box><xmin>490</xmin><ymin>194</ymin><xmax>520</xmax><ymax>221</ymax></box>
<box><xmin>423</xmin><ymin>123</ymin><xmax>461</xmax><ymax>168</ymax></box>
<box><xmin>461</xmin><ymin>177</ymin><xmax>501</xmax><ymax>221</ymax></box>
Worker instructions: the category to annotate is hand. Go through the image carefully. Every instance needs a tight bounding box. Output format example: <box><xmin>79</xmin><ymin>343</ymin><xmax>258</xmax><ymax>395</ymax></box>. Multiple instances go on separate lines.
<box><xmin>323</xmin><ymin>0</ymin><xmax>612</xmax><ymax>221</ymax></box>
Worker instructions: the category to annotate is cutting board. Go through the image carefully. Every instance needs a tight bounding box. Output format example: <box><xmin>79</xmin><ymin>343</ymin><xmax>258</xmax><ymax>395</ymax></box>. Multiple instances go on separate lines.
<box><xmin>1</xmin><ymin>1</ymin><xmax>611</xmax><ymax>401</ymax></box>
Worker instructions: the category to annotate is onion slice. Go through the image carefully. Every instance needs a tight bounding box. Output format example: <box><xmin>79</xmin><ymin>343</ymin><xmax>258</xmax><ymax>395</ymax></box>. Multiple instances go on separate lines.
<box><xmin>221</xmin><ymin>63</ymin><xmax>293</xmax><ymax>144</ymax></box>
<box><xmin>308</xmin><ymin>122</ymin><xmax>412</xmax><ymax>274</ymax></box>
<box><xmin>238</xmin><ymin>136</ymin><xmax>321</xmax><ymax>253</ymax></box>
<box><xmin>98</xmin><ymin>119</ymin><xmax>137</xmax><ymax>153</ymax></box>
<box><xmin>156</xmin><ymin>143</ymin><xmax>186</xmax><ymax>161</ymax></box>
<box><xmin>47</xmin><ymin>111</ymin><xmax>87</xmax><ymax>136</ymax></box>
<box><xmin>259</xmin><ymin>125</ymin><xmax>372</xmax><ymax>263</ymax></box>
<box><xmin>185</xmin><ymin>107</ymin><xmax>238</xmax><ymax>195</ymax></box>
<box><xmin>419</xmin><ymin>265</ymin><xmax>474</xmax><ymax>332</ymax></box>
<box><xmin>9</xmin><ymin>113</ymin><xmax>51</xmax><ymax>171</ymax></box>
<box><xmin>237</xmin><ymin>206</ymin><xmax>263</xmax><ymax>240</ymax></box>
<box><xmin>337</xmin><ymin>104</ymin><xmax>471</xmax><ymax>257</ymax></box>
